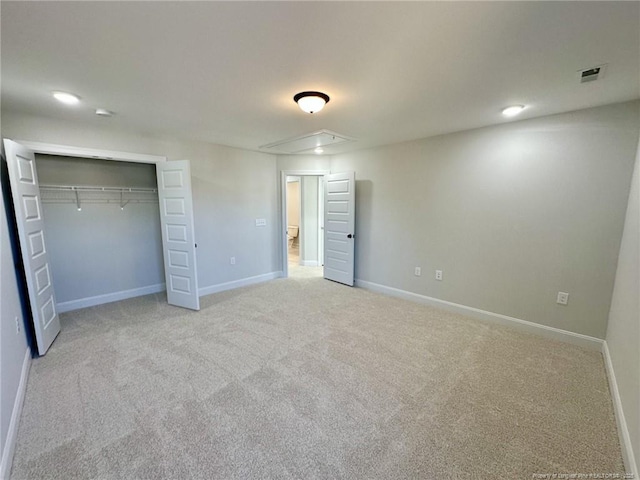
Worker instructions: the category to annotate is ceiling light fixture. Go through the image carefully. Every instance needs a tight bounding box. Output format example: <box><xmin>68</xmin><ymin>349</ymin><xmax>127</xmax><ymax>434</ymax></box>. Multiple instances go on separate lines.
<box><xmin>294</xmin><ymin>91</ymin><xmax>330</xmax><ymax>114</ymax></box>
<box><xmin>52</xmin><ymin>91</ymin><xmax>80</xmax><ymax>105</ymax></box>
<box><xmin>502</xmin><ymin>105</ymin><xmax>525</xmax><ymax>117</ymax></box>
<box><xmin>95</xmin><ymin>108</ymin><xmax>114</xmax><ymax>117</ymax></box>
<box><xmin>314</xmin><ymin>147</ymin><xmax>324</xmax><ymax>155</ymax></box>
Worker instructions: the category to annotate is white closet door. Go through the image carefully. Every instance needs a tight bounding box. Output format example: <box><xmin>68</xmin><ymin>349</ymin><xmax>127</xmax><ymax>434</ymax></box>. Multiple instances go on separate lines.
<box><xmin>4</xmin><ymin>139</ymin><xmax>60</xmax><ymax>355</ymax></box>
<box><xmin>324</xmin><ymin>171</ymin><xmax>355</xmax><ymax>286</ymax></box>
<box><xmin>157</xmin><ymin>160</ymin><xmax>200</xmax><ymax>310</ymax></box>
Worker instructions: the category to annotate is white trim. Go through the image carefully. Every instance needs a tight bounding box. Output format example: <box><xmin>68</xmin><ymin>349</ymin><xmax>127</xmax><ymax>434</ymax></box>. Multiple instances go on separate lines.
<box><xmin>355</xmin><ymin>279</ymin><xmax>604</xmax><ymax>350</ymax></box>
<box><xmin>198</xmin><ymin>271</ymin><xmax>282</xmax><ymax>297</ymax></box>
<box><xmin>280</xmin><ymin>169</ymin><xmax>330</xmax><ymax>278</ymax></box>
<box><xmin>318</xmin><ymin>176</ymin><xmax>324</xmax><ymax>266</ymax></box>
<box><xmin>282</xmin><ymin>169</ymin><xmax>332</xmax><ymax>176</ymax></box>
<box><xmin>300</xmin><ymin>260</ymin><xmax>320</xmax><ymax>267</ymax></box>
<box><xmin>602</xmin><ymin>341</ymin><xmax>639</xmax><ymax>478</ymax></box>
<box><xmin>56</xmin><ymin>283</ymin><xmax>166</xmax><ymax>313</ymax></box>
<box><xmin>15</xmin><ymin>140</ymin><xmax>166</xmax><ymax>164</ymax></box>
<box><xmin>298</xmin><ymin>177</ymin><xmax>305</xmax><ymax>267</ymax></box>
<box><xmin>0</xmin><ymin>348</ymin><xmax>31</xmax><ymax>480</ymax></box>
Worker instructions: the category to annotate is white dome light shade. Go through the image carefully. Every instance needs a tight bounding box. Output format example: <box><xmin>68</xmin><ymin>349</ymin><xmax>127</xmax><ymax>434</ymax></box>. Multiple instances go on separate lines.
<box><xmin>502</xmin><ymin>105</ymin><xmax>525</xmax><ymax>117</ymax></box>
<box><xmin>294</xmin><ymin>91</ymin><xmax>330</xmax><ymax>114</ymax></box>
<box><xmin>52</xmin><ymin>91</ymin><xmax>81</xmax><ymax>105</ymax></box>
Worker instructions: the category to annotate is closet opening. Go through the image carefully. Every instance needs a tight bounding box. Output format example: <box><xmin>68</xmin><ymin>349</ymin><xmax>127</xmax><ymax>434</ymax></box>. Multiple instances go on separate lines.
<box><xmin>4</xmin><ymin>139</ymin><xmax>200</xmax><ymax>355</ymax></box>
<box><xmin>35</xmin><ymin>154</ymin><xmax>165</xmax><ymax>313</ymax></box>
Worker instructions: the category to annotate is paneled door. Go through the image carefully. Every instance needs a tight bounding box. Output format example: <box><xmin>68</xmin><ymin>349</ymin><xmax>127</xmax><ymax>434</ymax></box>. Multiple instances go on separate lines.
<box><xmin>4</xmin><ymin>139</ymin><xmax>61</xmax><ymax>355</ymax></box>
<box><xmin>324</xmin><ymin>171</ymin><xmax>355</xmax><ymax>286</ymax></box>
<box><xmin>157</xmin><ymin>160</ymin><xmax>200</xmax><ymax>310</ymax></box>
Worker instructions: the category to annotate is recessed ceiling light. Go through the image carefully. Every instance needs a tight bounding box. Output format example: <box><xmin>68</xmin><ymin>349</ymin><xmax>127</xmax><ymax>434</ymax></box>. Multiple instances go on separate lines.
<box><xmin>52</xmin><ymin>91</ymin><xmax>81</xmax><ymax>105</ymax></box>
<box><xmin>294</xmin><ymin>91</ymin><xmax>330</xmax><ymax>114</ymax></box>
<box><xmin>502</xmin><ymin>105</ymin><xmax>525</xmax><ymax>117</ymax></box>
<box><xmin>95</xmin><ymin>108</ymin><xmax>114</xmax><ymax>117</ymax></box>
<box><xmin>314</xmin><ymin>147</ymin><xmax>324</xmax><ymax>155</ymax></box>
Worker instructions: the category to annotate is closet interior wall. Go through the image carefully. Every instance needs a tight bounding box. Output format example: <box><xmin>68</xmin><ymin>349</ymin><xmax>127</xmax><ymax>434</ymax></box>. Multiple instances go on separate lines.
<box><xmin>35</xmin><ymin>154</ymin><xmax>165</xmax><ymax>309</ymax></box>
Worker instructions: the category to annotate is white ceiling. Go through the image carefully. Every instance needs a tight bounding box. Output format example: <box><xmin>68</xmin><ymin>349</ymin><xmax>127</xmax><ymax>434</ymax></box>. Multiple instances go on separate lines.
<box><xmin>2</xmin><ymin>1</ymin><xmax>639</xmax><ymax>155</ymax></box>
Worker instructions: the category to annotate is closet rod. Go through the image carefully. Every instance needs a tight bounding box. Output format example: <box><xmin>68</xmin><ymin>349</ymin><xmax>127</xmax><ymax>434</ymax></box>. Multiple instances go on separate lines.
<box><xmin>41</xmin><ymin>199</ymin><xmax>158</xmax><ymax>204</ymax></box>
<box><xmin>39</xmin><ymin>184</ymin><xmax>158</xmax><ymax>193</ymax></box>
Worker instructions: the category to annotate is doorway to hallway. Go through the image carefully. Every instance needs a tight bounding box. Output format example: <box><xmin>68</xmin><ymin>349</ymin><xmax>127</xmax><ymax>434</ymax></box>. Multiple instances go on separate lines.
<box><xmin>284</xmin><ymin>174</ymin><xmax>324</xmax><ymax>279</ymax></box>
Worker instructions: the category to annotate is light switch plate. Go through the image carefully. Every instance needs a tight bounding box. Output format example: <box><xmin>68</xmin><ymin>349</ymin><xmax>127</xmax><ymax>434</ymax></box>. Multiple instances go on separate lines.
<box><xmin>255</xmin><ymin>218</ymin><xmax>267</xmax><ymax>227</ymax></box>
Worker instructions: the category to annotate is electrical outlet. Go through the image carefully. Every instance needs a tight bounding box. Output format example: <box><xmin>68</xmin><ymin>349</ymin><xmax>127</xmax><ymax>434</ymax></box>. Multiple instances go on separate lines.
<box><xmin>15</xmin><ymin>316</ymin><xmax>20</xmax><ymax>334</ymax></box>
<box><xmin>557</xmin><ymin>292</ymin><xmax>569</xmax><ymax>305</ymax></box>
<box><xmin>255</xmin><ymin>218</ymin><xmax>267</xmax><ymax>227</ymax></box>
<box><xmin>414</xmin><ymin>267</ymin><xmax>421</xmax><ymax>276</ymax></box>
<box><xmin>230</xmin><ymin>257</ymin><xmax>236</xmax><ymax>265</ymax></box>
<box><xmin>435</xmin><ymin>270</ymin><xmax>443</xmax><ymax>281</ymax></box>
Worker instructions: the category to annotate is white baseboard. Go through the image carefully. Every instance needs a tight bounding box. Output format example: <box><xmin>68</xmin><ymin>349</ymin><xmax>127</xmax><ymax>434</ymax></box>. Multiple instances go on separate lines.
<box><xmin>56</xmin><ymin>283</ymin><xmax>166</xmax><ymax>313</ymax></box>
<box><xmin>300</xmin><ymin>260</ymin><xmax>320</xmax><ymax>267</ymax></box>
<box><xmin>0</xmin><ymin>348</ymin><xmax>31</xmax><ymax>480</ymax></box>
<box><xmin>354</xmin><ymin>279</ymin><xmax>604</xmax><ymax>351</ymax></box>
<box><xmin>199</xmin><ymin>271</ymin><xmax>282</xmax><ymax>297</ymax></box>
<box><xmin>602</xmin><ymin>341</ymin><xmax>638</xmax><ymax>478</ymax></box>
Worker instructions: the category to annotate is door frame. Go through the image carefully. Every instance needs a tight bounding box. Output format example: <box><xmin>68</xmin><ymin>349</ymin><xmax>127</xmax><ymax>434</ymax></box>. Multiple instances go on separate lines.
<box><xmin>16</xmin><ymin>141</ymin><xmax>166</xmax><ymax>164</ymax></box>
<box><xmin>280</xmin><ymin>169</ymin><xmax>330</xmax><ymax>278</ymax></box>
<box><xmin>285</xmin><ymin>175</ymin><xmax>302</xmax><ymax>266</ymax></box>
<box><xmin>318</xmin><ymin>176</ymin><xmax>325</xmax><ymax>267</ymax></box>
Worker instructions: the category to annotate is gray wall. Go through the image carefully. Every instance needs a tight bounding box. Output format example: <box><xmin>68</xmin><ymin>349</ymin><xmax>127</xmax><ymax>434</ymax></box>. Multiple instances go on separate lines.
<box><xmin>606</xmin><ymin>135</ymin><xmax>639</xmax><ymax>473</ymax></box>
<box><xmin>35</xmin><ymin>155</ymin><xmax>164</xmax><ymax>304</ymax></box>
<box><xmin>277</xmin><ymin>155</ymin><xmax>330</xmax><ymax>173</ymax></box>
<box><xmin>0</xmin><ymin>159</ymin><xmax>30</xmax><ymax>472</ymax></box>
<box><xmin>331</xmin><ymin>101</ymin><xmax>640</xmax><ymax>338</ymax></box>
<box><xmin>1</xmin><ymin>111</ymin><xmax>281</xmax><ymax>292</ymax></box>
<box><xmin>184</xmin><ymin>143</ymin><xmax>278</xmax><ymax>284</ymax></box>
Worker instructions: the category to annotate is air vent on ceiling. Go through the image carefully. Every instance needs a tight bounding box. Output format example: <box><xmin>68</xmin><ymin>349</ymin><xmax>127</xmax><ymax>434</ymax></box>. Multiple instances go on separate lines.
<box><xmin>579</xmin><ymin>64</ymin><xmax>606</xmax><ymax>83</ymax></box>
<box><xmin>259</xmin><ymin>129</ymin><xmax>354</xmax><ymax>154</ymax></box>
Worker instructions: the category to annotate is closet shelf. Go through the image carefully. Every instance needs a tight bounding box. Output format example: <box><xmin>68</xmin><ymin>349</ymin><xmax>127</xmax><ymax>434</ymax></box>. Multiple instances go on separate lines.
<box><xmin>39</xmin><ymin>184</ymin><xmax>158</xmax><ymax>207</ymax></box>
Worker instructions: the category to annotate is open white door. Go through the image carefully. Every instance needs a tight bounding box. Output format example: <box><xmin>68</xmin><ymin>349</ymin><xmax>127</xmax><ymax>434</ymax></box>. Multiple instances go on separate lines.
<box><xmin>4</xmin><ymin>139</ymin><xmax>61</xmax><ymax>355</ymax></box>
<box><xmin>157</xmin><ymin>160</ymin><xmax>200</xmax><ymax>310</ymax></box>
<box><xmin>324</xmin><ymin>171</ymin><xmax>355</xmax><ymax>286</ymax></box>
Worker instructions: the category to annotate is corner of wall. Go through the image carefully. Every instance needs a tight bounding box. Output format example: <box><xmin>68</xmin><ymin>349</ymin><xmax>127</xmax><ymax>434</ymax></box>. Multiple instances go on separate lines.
<box><xmin>0</xmin><ymin>348</ymin><xmax>31</xmax><ymax>480</ymax></box>
<box><xmin>603</xmin><ymin>132</ymin><xmax>640</xmax><ymax>477</ymax></box>
<box><xmin>602</xmin><ymin>341</ymin><xmax>639</xmax><ymax>479</ymax></box>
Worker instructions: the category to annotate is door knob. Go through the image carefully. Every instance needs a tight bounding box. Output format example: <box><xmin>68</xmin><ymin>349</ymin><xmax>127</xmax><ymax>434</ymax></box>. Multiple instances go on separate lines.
<box><xmin>347</xmin><ymin>234</ymin><xmax>353</xmax><ymax>239</ymax></box>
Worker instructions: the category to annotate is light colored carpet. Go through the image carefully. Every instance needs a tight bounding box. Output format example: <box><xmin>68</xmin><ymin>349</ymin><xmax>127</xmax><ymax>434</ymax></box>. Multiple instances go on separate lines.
<box><xmin>10</xmin><ymin>275</ymin><xmax>624</xmax><ymax>479</ymax></box>
<box><xmin>289</xmin><ymin>264</ymin><xmax>323</xmax><ymax>279</ymax></box>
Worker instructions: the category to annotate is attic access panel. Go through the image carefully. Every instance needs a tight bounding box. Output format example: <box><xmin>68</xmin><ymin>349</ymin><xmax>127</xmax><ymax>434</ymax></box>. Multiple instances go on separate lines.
<box><xmin>260</xmin><ymin>130</ymin><xmax>354</xmax><ymax>154</ymax></box>
<box><xmin>578</xmin><ymin>64</ymin><xmax>607</xmax><ymax>83</ymax></box>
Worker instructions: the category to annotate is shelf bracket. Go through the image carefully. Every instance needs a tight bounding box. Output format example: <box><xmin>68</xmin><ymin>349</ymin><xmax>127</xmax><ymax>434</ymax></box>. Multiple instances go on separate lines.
<box><xmin>120</xmin><ymin>190</ymin><xmax>130</xmax><ymax>210</ymax></box>
<box><xmin>74</xmin><ymin>188</ymin><xmax>81</xmax><ymax>211</ymax></box>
